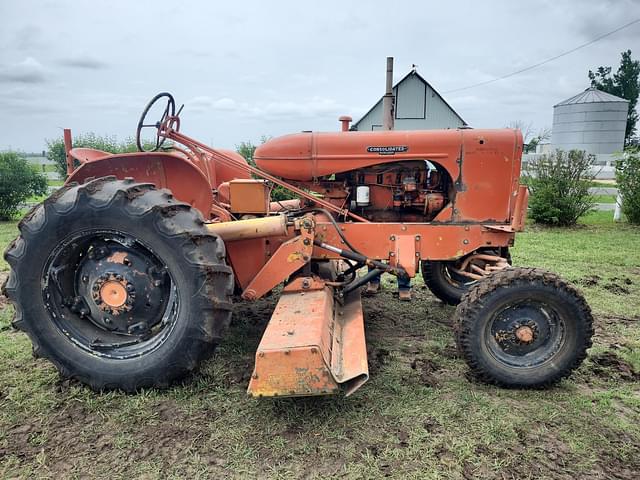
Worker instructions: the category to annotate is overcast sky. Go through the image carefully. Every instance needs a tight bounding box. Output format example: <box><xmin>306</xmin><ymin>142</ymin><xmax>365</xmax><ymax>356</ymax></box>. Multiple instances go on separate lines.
<box><xmin>1</xmin><ymin>0</ymin><xmax>639</xmax><ymax>152</ymax></box>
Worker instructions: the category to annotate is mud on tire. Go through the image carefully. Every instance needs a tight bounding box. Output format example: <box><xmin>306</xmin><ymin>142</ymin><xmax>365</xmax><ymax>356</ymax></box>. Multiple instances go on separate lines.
<box><xmin>2</xmin><ymin>177</ymin><xmax>233</xmax><ymax>391</ymax></box>
<box><xmin>454</xmin><ymin>267</ymin><xmax>593</xmax><ymax>388</ymax></box>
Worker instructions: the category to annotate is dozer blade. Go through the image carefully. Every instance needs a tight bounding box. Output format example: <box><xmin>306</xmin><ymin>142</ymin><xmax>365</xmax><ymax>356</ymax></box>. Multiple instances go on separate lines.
<box><xmin>247</xmin><ymin>278</ymin><xmax>369</xmax><ymax>398</ymax></box>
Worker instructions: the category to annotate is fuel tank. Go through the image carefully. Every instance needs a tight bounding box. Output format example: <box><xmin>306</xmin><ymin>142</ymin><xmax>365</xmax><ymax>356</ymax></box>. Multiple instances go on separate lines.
<box><xmin>254</xmin><ymin>129</ymin><xmax>522</xmax><ymax>181</ymax></box>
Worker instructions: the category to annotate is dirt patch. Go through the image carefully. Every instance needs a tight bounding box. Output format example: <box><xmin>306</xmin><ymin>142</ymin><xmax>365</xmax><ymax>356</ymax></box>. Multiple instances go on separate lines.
<box><xmin>579</xmin><ymin>274</ymin><xmax>601</xmax><ymax>287</ymax></box>
<box><xmin>589</xmin><ymin>351</ymin><xmax>639</xmax><ymax>381</ymax></box>
<box><xmin>593</xmin><ymin>315</ymin><xmax>639</xmax><ymax>344</ymax></box>
<box><xmin>601</xmin><ymin>276</ymin><xmax>634</xmax><ymax>295</ymax></box>
<box><xmin>611</xmin><ymin>276</ymin><xmax>634</xmax><ymax>286</ymax></box>
<box><xmin>603</xmin><ymin>283</ymin><xmax>631</xmax><ymax>295</ymax></box>
<box><xmin>0</xmin><ymin>398</ymin><xmax>229</xmax><ymax>476</ymax></box>
<box><xmin>438</xmin><ymin>343</ymin><xmax>459</xmax><ymax>360</ymax></box>
<box><xmin>410</xmin><ymin>357</ymin><xmax>442</xmax><ymax>387</ymax></box>
<box><xmin>368</xmin><ymin>347</ymin><xmax>390</xmax><ymax>375</ymax></box>
<box><xmin>579</xmin><ymin>275</ymin><xmax>634</xmax><ymax>294</ymax></box>
<box><xmin>474</xmin><ymin>426</ymin><xmax>640</xmax><ymax>480</ymax></box>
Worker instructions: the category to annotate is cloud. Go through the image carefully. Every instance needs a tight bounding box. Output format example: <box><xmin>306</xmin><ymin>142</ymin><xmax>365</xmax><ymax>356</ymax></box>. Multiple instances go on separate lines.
<box><xmin>13</xmin><ymin>25</ymin><xmax>45</xmax><ymax>52</ymax></box>
<box><xmin>186</xmin><ymin>95</ymin><xmax>348</xmax><ymax>120</ymax></box>
<box><xmin>568</xmin><ymin>0</ymin><xmax>640</xmax><ymax>41</ymax></box>
<box><xmin>187</xmin><ymin>96</ymin><xmax>237</xmax><ymax>112</ymax></box>
<box><xmin>58</xmin><ymin>54</ymin><xmax>108</xmax><ymax>70</ymax></box>
<box><xmin>0</xmin><ymin>57</ymin><xmax>47</xmax><ymax>84</ymax></box>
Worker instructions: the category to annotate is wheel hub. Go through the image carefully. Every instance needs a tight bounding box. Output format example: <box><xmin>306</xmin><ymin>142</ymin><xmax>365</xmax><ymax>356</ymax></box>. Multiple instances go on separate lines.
<box><xmin>93</xmin><ymin>274</ymin><xmax>133</xmax><ymax>314</ymax></box>
<box><xmin>515</xmin><ymin>325</ymin><xmax>535</xmax><ymax>344</ymax></box>
<box><xmin>74</xmin><ymin>243</ymin><xmax>170</xmax><ymax>335</ymax></box>
<box><xmin>100</xmin><ymin>281</ymin><xmax>126</xmax><ymax>307</ymax></box>
<box><xmin>489</xmin><ymin>303</ymin><xmax>560</xmax><ymax>365</ymax></box>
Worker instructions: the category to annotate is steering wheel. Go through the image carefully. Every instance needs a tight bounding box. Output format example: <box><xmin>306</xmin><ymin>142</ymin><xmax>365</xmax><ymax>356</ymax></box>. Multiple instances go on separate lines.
<box><xmin>136</xmin><ymin>92</ymin><xmax>176</xmax><ymax>152</ymax></box>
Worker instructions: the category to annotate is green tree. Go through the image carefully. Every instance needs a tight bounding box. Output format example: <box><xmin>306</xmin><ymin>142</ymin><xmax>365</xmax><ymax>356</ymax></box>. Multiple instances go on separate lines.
<box><xmin>46</xmin><ymin>133</ymin><xmax>156</xmax><ymax>178</ymax></box>
<box><xmin>235</xmin><ymin>140</ymin><xmax>258</xmax><ymax>167</ymax></box>
<box><xmin>589</xmin><ymin>50</ymin><xmax>640</xmax><ymax>146</ymax></box>
<box><xmin>523</xmin><ymin>149</ymin><xmax>596</xmax><ymax>226</ymax></box>
<box><xmin>0</xmin><ymin>152</ymin><xmax>48</xmax><ymax>220</ymax></box>
<box><xmin>615</xmin><ymin>146</ymin><xmax>640</xmax><ymax>224</ymax></box>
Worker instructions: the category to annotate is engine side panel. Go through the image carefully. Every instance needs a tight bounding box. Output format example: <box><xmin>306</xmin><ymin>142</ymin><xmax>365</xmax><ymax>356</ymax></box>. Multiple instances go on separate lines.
<box><xmin>255</xmin><ymin>129</ymin><xmax>523</xmax><ymax>223</ymax></box>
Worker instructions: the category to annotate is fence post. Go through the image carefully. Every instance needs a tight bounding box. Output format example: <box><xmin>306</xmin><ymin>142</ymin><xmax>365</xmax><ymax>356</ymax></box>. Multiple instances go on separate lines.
<box><xmin>614</xmin><ymin>192</ymin><xmax>623</xmax><ymax>222</ymax></box>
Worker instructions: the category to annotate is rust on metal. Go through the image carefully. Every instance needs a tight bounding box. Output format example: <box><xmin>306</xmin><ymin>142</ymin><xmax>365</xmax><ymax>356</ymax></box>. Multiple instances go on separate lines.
<box><xmin>206</xmin><ymin>214</ymin><xmax>288</xmax><ymax>242</ymax></box>
<box><xmin>63</xmin><ymin>128</ymin><xmax>74</xmax><ymax>175</ymax></box>
<box><xmin>390</xmin><ymin>234</ymin><xmax>418</xmax><ymax>277</ymax></box>
<box><xmin>515</xmin><ymin>326</ymin><xmax>534</xmax><ymax>344</ymax></box>
<box><xmin>247</xmin><ymin>281</ymin><xmax>337</xmax><ymax>397</ymax></box>
<box><xmin>241</xmin><ymin>215</ymin><xmax>315</xmax><ymax>300</ymax></box>
<box><xmin>247</xmin><ymin>276</ymin><xmax>369</xmax><ymax>398</ymax></box>
<box><xmin>330</xmin><ymin>290</ymin><xmax>369</xmax><ymax>395</ymax></box>
<box><xmin>511</xmin><ymin>184</ymin><xmax>529</xmax><ymax>232</ymax></box>
<box><xmin>91</xmin><ymin>273</ymin><xmax>133</xmax><ymax>316</ymax></box>
<box><xmin>107</xmin><ymin>251</ymin><xmax>129</xmax><ymax>265</ymax></box>
<box><xmin>53</xmin><ymin>92</ymin><xmax>535</xmax><ymax>399</ymax></box>
<box><xmin>228</xmin><ymin>179</ymin><xmax>270</xmax><ymax>214</ymax></box>
<box><xmin>450</xmin><ymin>253</ymin><xmax>510</xmax><ymax>281</ymax></box>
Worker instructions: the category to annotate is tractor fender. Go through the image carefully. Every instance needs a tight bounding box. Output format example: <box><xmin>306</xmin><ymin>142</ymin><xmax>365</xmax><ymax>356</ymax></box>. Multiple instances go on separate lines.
<box><xmin>66</xmin><ymin>151</ymin><xmax>214</xmax><ymax>218</ymax></box>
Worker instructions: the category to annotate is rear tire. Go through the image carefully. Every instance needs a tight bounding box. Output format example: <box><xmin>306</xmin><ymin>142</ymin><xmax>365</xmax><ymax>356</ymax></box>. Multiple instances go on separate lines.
<box><xmin>455</xmin><ymin>267</ymin><xmax>593</xmax><ymax>388</ymax></box>
<box><xmin>2</xmin><ymin>177</ymin><xmax>233</xmax><ymax>391</ymax></box>
<box><xmin>422</xmin><ymin>260</ymin><xmax>471</xmax><ymax>305</ymax></box>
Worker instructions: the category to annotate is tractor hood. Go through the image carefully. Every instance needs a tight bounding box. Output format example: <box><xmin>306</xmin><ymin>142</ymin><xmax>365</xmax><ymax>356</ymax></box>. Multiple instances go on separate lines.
<box><xmin>254</xmin><ymin>129</ymin><xmax>521</xmax><ymax>181</ymax></box>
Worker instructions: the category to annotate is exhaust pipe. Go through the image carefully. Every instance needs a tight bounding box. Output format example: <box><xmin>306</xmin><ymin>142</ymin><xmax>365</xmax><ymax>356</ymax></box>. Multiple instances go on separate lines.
<box><xmin>382</xmin><ymin>56</ymin><xmax>394</xmax><ymax>130</ymax></box>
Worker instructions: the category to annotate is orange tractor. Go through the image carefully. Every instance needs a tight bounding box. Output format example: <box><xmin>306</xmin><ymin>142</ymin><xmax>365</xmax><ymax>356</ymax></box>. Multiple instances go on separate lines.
<box><xmin>3</xmin><ymin>93</ymin><xmax>593</xmax><ymax>397</ymax></box>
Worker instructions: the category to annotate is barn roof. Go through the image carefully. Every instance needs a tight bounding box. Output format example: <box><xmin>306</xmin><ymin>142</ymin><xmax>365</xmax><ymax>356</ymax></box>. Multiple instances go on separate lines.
<box><xmin>353</xmin><ymin>70</ymin><xmax>467</xmax><ymax>128</ymax></box>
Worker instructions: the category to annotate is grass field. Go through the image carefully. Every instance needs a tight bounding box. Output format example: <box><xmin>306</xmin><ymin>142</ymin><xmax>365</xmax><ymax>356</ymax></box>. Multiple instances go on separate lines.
<box><xmin>592</xmin><ymin>194</ymin><xmax>617</xmax><ymax>204</ymax></box>
<box><xmin>0</xmin><ymin>211</ymin><xmax>638</xmax><ymax>479</ymax></box>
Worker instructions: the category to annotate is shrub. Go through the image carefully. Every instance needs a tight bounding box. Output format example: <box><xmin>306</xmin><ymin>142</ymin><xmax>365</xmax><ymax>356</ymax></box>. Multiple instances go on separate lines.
<box><xmin>46</xmin><ymin>133</ymin><xmax>155</xmax><ymax>179</ymax></box>
<box><xmin>0</xmin><ymin>152</ymin><xmax>48</xmax><ymax>220</ymax></box>
<box><xmin>524</xmin><ymin>149</ymin><xmax>596</xmax><ymax>226</ymax></box>
<box><xmin>615</xmin><ymin>146</ymin><xmax>640</xmax><ymax>224</ymax></box>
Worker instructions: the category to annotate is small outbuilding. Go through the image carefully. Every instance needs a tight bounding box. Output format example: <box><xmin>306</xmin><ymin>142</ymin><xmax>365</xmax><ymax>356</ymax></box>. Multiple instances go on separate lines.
<box><xmin>352</xmin><ymin>69</ymin><xmax>466</xmax><ymax>131</ymax></box>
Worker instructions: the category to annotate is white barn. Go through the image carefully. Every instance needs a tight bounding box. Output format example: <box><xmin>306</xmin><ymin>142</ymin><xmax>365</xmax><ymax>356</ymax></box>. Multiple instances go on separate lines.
<box><xmin>352</xmin><ymin>69</ymin><xmax>467</xmax><ymax>131</ymax></box>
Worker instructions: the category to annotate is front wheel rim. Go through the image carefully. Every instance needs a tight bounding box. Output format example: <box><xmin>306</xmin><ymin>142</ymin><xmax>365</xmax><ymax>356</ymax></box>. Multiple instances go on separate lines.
<box><xmin>485</xmin><ymin>300</ymin><xmax>566</xmax><ymax>368</ymax></box>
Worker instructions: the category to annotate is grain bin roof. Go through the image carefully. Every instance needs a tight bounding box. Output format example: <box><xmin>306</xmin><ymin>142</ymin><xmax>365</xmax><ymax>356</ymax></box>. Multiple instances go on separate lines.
<box><xmin>554</xmin><ymin>87</ymin><xmax>629</xmax><ymax>107</ymax></box>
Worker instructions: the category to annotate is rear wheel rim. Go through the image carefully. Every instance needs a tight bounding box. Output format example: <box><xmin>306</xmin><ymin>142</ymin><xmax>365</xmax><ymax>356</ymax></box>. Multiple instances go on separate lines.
<box><xmin>43</xmin><ymin>229</ymin><xmax>179</xmax><ymax>359</ymax></box>
<box><xmin>485</xmin><ymin>300</ymin><xmax>566</xmax><ymax>368</ymax></box>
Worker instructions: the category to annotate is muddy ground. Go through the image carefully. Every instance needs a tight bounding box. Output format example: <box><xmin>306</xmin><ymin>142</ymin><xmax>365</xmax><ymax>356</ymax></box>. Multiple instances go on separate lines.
<box><xmin>1</xmin><ymin>276</ymin><xmax>639</xmax><ymax>479</ymax></box>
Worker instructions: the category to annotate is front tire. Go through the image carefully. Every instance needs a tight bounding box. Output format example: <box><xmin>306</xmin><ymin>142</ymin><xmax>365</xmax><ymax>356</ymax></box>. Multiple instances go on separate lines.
<box><xmin>3</xmin><ymin>177</ymin><xmax>233</xmax><ymax>391</ymax></box>
<box><xmin>455</xmin><ymin>267</ymin><xmax>593</xmax><ymax>388</ymax></box>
